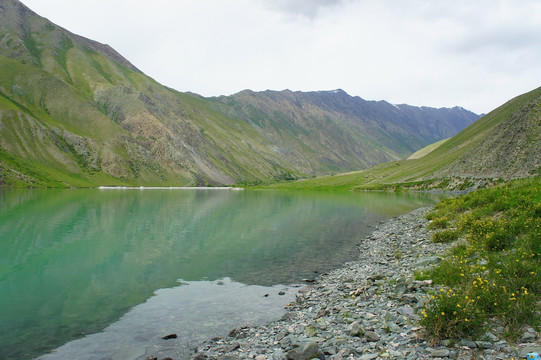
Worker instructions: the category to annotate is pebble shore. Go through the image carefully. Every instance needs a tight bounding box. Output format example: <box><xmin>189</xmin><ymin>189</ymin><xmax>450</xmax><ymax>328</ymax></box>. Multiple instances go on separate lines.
<box><xmin>177</xmin><ymin>207</ymin><xmax>540</xmax><ymax>360</ymax></box>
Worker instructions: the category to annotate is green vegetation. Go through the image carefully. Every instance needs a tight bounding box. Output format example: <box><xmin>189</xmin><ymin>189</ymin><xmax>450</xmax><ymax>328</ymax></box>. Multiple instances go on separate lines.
<box><xmin>0</xmin><ymin>2</ymin><xmax>483</xmax><ymax>187</ymax></box>
<box><xmin>407</xmin><ymin>138</ymin><xmax>449</xmax><ymax>159</ymax></box>
<box><xmin>419</xmin><ymin>177</ymin><xmax>541</xmax><ymax>340</ymax></box>
<box><xmin>260</xmin><ymin>86</ymin><xmax>541</xmax><ymax>192</ymax></box>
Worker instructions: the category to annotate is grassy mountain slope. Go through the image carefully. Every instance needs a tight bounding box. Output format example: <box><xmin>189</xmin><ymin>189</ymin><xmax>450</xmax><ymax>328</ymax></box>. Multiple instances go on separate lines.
<box><xmin>210</xmin><ymin>90</ymin><xmax>478</xmax><ymax>175</ymax></box>
<box><xmin>265</xmin><ymin>86</ymin><xmax>541</xmax><ymax>191</ymax></box>
<box><xmin>407</xmin><ymin>138</ymin><xmax>449</xmax><ymax>159</ymax></box>
<box><xmin>0</xmin><ymin>0</ymin><xmax>479</xmax><ymax>187</ymax></box>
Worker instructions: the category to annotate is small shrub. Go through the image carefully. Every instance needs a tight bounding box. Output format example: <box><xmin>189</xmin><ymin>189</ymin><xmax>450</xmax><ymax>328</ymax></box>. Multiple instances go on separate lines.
<box><xmin>428</xmin><ymin>216</ymin><xmax>450</xmax><ymax>229</ymax></box>
<box><xmin>432</xmin><ymin>229</ymin><xmax>460</xmax><ymax>243</ymax></box>
<box><xmin>420</xmin><ymin>288</ymin><xmax>485</xmax><ymax>339</ymax></box>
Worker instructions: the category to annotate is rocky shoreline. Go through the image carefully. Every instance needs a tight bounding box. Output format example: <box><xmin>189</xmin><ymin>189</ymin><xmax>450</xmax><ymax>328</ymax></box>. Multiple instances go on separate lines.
<box><xmin>175</xmin><ymin>207</ymin><xmax>539</xmax><ymax>360</ymax></box>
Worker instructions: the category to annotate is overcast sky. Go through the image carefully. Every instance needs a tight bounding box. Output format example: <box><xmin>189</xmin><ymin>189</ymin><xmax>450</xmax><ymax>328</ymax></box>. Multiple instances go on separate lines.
<box><xmin>20</xmin><ymin>0</ymin><xmax>541</xmax><ymax>114</ymax></box>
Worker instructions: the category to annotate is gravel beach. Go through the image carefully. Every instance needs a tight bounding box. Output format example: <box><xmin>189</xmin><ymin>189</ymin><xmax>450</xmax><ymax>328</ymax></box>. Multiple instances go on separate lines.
<box><xmin>152</xmin><ymin>207</ymin><xmax>540</xmax><ymax>360</ymax></box>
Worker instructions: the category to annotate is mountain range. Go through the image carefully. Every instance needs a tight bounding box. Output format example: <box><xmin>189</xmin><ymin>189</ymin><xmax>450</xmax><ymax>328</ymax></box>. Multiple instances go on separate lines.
<box><xmin>0</xmin><ymin>0</ymin><xmax>481</xmax><ymax>187</ymax></box>
<box><xmin>267</xmin><ymin>85</ymin><xmax>541</xmax><ymax>191</ymax></box>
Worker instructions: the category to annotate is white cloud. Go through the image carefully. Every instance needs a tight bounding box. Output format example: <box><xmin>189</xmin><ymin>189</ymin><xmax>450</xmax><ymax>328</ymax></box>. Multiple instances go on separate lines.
<box><xmin>18</xmin><ymin>0</ymin><xmax>541</xmax><ymax>114</ymax></box>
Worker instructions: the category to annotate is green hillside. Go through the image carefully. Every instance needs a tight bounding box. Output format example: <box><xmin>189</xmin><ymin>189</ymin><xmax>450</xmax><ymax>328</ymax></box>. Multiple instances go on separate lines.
<box><xmin>264</xmin><ymin>86</ymin><xmax>541</xmax><ymax>191</ymax></box>
<box><xmin>407</xmin><ymin>138</ymin><xmax>449</xmax><ymax>159</ymax></box>
<box><xmin>0</xmin><ymin>0</ymin><xmax>479</xmax><ymax>187</ymax></box>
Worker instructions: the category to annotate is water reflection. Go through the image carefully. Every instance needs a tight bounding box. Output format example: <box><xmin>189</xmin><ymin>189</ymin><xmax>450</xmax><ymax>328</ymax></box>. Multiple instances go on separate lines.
<box><xmin>0</xmin><ymin>188</ymin><xmax>443</xmax><ymax>359</ymax></box>
<box><xmin>37</xmin><ymin>278</ymin><xmax>296</xmax><ymax>360</ymax></box>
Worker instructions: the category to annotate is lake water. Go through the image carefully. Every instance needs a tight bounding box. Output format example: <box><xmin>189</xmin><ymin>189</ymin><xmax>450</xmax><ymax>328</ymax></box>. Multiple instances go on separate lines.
<box><xmin>0</xmin><ymin>188</ymin><xmax>443</xmax><ymax>359</ymax></box>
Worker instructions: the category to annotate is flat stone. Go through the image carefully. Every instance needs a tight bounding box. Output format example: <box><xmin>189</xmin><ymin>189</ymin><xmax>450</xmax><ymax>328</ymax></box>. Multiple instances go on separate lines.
<box><xmin>399</xmin><ymin>294</ymin><xmax>418</xmax><ymax>304</ymax></box>
<box><xmin>276</xmin><ymin>330</ymin><xmax>289</xmax><ymax>341</ymax></box>
<box><xmin>522</xmin><ymin>332</ymin><xmax>537</xmax><ymax>343</ymax></box>
<box><xmin>397</xmin><ymin>305</ymin><xmax>414</xmax><ymax>316</ymax></box>
<box><xmin>417</xmin><ymin>256</ymin><xmax>442</xmax><ymax>267</ymax></box>
<box><xmin>359</xmin><ymin>354</ymin><xmax>378</xmax><ymax>360</ymax></box>
<box><xmin>287</xmin><ymin>342</ymin><xmax>319</xmax><ymax>360</ymax></box>
<box><xmin>364</xmin><ymin>331</ymin><xmax>380</xmax><ymax>342</ymax></box>
<box><xmin>431</xmin><ymin>349</ymin><xmax>450</xmax><ymax>357</ymax></box>
<box><xmin>388</xmin><ymin>323</ymin><xmax>402</xmax><ymax>333</ymax></box>
<box><xmin>475</xmin><ymin>341</ymin><xmax>492</xmax><ymax>349</ymax></box>
<box><xmin>306</xmin><ymin>337</ymin><xmax>326</xmax><ymax>343</ymax></box>
<box><xmin>224</xmin><ymin>343</ymin><xmax>240</xmax><ymax>353</ymax></box>
<box><xmin>459</xmin><ymin>339</ymin><xmax>477</xmax><ymax>348</ymax></box>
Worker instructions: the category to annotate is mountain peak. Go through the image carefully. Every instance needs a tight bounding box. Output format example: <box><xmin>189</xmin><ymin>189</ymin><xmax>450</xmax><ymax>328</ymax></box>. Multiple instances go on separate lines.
<box><xmin>316</xmin><ymin>89</ymin><xmax>347</xmax><ymax>95</ymax></box>
<box><xmin>0</xmin><ymin>0</ymin><xmax>141</xmax><ymax>73</ymax></box>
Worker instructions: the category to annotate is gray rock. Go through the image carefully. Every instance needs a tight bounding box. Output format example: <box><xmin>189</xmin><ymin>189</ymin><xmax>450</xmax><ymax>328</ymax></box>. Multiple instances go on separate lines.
<box><xmin>305</xmin><ymin>324</ymin><xmax>318</xmax><ymax>338</ymax></box>
<box><xmin>441</xmin><ymin>339</ymin><xmax>453</xmax><ymax>347</ymax></box>
<box><xmin>399</xmin><ymin>294</ymin><xmax>418</xmax><ymax>304</ymax></box>
<box><xmin>270</xmin><ymin>350</ymin><xmax>287</xmax><ymax>360</ymax></box>
<box><xmin>364</xmin><ymin>331</ymin><xmax>380</xmax><ymax>342</ymax></box>
<box><xmin>430</xmin><ymin>349</ymin><xmax>451</xmax><ymax>357</ymax></box>
<box><xmin>316</xmin><ymin>309</ymin><xmax>329</xmax><ymax>319</ymax></box>
<box><xmin>281</xmin><ymin>312</ymin><xmax>297</xmax><ymax>321</ymax></box>
<box><xmin>347</xmin><ymin>321</ymin><xmax>364</xmax><ymax>337</ymax></box>
<box><xmin>228</xmin><ymin>327</ymin><xmax>247</xmax><ymax>339</ymax></box>
<box><xmin>522</xmin><ymin>332</ymin><xmax>537</xmax><ymax>343</ymax></box>
<box><xmin>415</xmin><ymin>256</ymin><xmax>442</xmax><ymax>267</ymax></box>
<box><xmin>387</xmin><ymin>323</ymin><xmax>402</xmax><ymax>333</ymax></box>
<box><xmin>397</xmin><ymin>305</ymin><xmax>414</xmax><ymax>316</ymax></box>
<box><xmin>484</xmin><ymin>331</ymin><xmax>499</xmax><ymax>342</ymax></box>
<box><xmin>277</xmin><ymin>330</ymin><xmax>289</xmax><ymax>341</ymax></box>
<box><xmin>459</xmin><ymin>339</ymin><xmax>477</xmax><ymax>348</ymax></box>
<box><xmin>287</xmin><ymin>342</ymin><xmax>319</xmax><ymax>360</ymax></box>
<box><xmin>475</xmin><ymin>341</ymin><xmax>492</xmax><ymax>349</ymax></box>
<box><xmin>359</xmin><ymin>354</ymin><xmax>378</xmax><ymax>360</ymax></box>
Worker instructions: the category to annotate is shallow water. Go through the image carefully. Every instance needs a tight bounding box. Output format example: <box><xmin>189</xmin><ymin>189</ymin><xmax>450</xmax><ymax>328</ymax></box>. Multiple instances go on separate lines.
<box><xmin>0</xmin><ymin>188</ymin><xmax>443</xmax><ymax>359</ymax></box>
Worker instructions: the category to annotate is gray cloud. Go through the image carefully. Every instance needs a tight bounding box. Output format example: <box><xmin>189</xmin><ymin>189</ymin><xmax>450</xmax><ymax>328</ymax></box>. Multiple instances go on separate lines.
<box><xmin>261</xmin><ymin>0</ymin><xmax>349</xmax><ymax>19</ymax></box>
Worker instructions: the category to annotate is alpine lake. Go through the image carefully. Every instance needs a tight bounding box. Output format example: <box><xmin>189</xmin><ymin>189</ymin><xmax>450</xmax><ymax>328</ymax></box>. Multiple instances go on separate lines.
<box><xmin>0</xmin><ymin>188</ymin><xmax>446</xmax><ymax>359</ymax></box>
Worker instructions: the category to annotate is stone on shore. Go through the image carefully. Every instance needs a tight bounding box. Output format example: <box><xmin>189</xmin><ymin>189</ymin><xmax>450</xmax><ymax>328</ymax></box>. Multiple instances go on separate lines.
<box><xmin>286</xmin><ymin>341</ymin><xmax>320</xmax><ymax>360</ymax></box>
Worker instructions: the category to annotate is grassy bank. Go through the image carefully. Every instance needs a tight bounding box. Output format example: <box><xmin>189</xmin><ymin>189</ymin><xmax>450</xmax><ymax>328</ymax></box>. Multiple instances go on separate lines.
<box><xmin>418</xmin><ymin>176</ymin><xmax>540</xmax><ymax>341</ymax></box>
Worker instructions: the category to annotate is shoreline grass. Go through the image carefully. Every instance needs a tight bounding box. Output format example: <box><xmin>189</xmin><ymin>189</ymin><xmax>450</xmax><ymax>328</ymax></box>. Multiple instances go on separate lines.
<box><xmin>418</xmin><ymin>176</ymin><xmax>541</xmax><ymax>341</ymax></box>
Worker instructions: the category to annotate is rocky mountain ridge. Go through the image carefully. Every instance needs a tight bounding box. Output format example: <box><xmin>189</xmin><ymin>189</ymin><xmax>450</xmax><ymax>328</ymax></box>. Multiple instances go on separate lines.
<box><xmin>263</xmin><ymin>86</ymin><xmax>540</xmax><ymax>191</ymax></box>
<box><xmin>0</xmin><ymin>0</ymin><xmax>479</xmax><ymax>187</ymax></box>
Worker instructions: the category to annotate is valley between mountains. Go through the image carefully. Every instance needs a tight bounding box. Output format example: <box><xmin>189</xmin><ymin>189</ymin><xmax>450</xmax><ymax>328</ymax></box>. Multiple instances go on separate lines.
<box><xmin>0</xmin><ymin>0</ymin><xmax>481</xmax><ymax>188</ymax></box>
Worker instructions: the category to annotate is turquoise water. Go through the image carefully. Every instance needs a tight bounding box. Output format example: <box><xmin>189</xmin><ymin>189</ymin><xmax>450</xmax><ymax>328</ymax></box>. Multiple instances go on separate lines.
<box><xmin>0</xmin><ymin>188</ymin><xmax>442</xmax><ymax>359</ymax></box>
